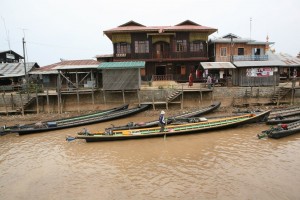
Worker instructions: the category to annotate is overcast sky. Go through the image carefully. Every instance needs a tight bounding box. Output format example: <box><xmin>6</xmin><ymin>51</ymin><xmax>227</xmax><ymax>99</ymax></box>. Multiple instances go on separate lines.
<box><xmin>1</xmin><ymin>0</ymin><xmax>299</xmax><ymax>66</ymax></box>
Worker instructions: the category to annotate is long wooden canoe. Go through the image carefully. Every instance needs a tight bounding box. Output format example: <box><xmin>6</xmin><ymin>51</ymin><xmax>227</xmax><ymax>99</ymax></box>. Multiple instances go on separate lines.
<box><xmin>258</xmin><ymin>120</ymin><xmax>300</xmax><ymax>139</ymax></box>
<box><xmin>106</xmin><ymin>101</ymin><xmax>221</xmax><ymax>131</ymax></box>
<box><xmin>266</xmin><ymin>115</ymin><xmax>300</xmax><ymax>125</ymax></box>
<box><xmin>16</xmin><ymin>104</ymin><xmax>150</xmax><ymax>135</ymax></box>
<box><xmin>1</xmin><ymin>104</ymin><xmax>129</xmax><ymax>136</ymax></box>
<box><xmin>268</xmin><ymin>106</ymin><xmax>300</xmax><ymax>119</ymax></box>
<box><xmin>73</xmin><ymin>110</ymin><xmax>270</xmax><ymax>142</ymax></box>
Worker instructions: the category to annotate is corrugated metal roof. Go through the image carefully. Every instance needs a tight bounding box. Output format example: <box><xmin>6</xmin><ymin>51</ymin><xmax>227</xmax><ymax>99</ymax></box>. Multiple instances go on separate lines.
<box><xmin>276</xmin><ymin>53</ymin><xmax>300</xmax><ymax>66</ymax></box>
<box><xmin>0</xmin><ymin>62</ymin><xmax>38</xmax><ymax>77</ymax></box>
<box><xmin>53</xmin><ymin>65</ymin><xmax>98</xmax><ymax>70</ymax></box>
<box><xmin>234</xmin><ymin>51</ymin><xmax>300</xmax><ymax>67</ymax></box>
<box><xmin>200</xmin><ymin>62</ymin><xmax>236</xmax><ymax>69</ymax></box>
<box><xmin>210</xmin><ymin>33</ymin><xmax>273</xmax><ymax>45</ymax></box>
<box><xmin>233</xmin><ymin>60</ymin><xmax>284</xmax><ymax>67</ymax></box>
<box><xmin>98</xmin><ymin>61</ymin><xmax>145</xmax><ymax>69</ymax></box>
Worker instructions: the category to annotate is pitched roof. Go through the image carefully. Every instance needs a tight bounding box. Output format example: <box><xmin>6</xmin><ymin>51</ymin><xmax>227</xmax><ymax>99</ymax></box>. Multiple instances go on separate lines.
<box><xmin>0</xmin><ymin>62</ymin><xmax>39</xmax><ymax>77</ymax></box>
<box><xmin>30</xmin><ymin>59</ymin><xmax>100</xmax><ymax>74</ymax></box>
<box><xmin>210</xmin><ymin>33</ymin><xmax>274</xmax><ymax>45</ymax></box>
<box><xmin>104</xmin><ymin>20</ymin><xmax>217</xmax><ymax>40</ymax></box>
<box><xmin>98</xmin><ymin>61</ymin><xmax>145</xmax><ymax>69</ymax></box>
<box><xmin>201</xmin><ymin>62</ymin><xmax>236</xmax><ymax>69</ymax></box>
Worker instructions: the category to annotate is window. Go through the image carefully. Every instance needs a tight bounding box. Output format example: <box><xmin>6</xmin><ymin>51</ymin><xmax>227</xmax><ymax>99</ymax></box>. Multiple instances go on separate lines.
<box><xmin>253</xmin><ymin>48</ymin><xmax>261</xmax><ymax>55</ymax></box>
<box><xmin>238</xmin><ymin>48</ymin><xmax>244</xmax><ymax>55</ymax></box>
<box><xmin>176</xmin><ymin>40</ymin><xmax>187</xmax><ymax>52</ymax></box>
<box><xmin>134</xmin><ymin>41</ymin><xmax>149</xmax><ymax>53</ymax></box>
<box><xmin>220</xmin><ymin>47</ymin><xmax>227</xmax><ymax>56</ymax></box>
<box><xmin>190</xmin><ymin>41</ymin><xmax>204</xmax><ymax>52</ymax></box>
<box><xmin>116</xmin><ymin>43</ymin><xmax>131</xmax><ymax>54</ymax></box>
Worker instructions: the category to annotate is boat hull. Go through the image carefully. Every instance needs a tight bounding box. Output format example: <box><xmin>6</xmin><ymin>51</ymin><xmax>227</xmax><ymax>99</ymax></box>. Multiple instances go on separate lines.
<box><xmin>77</xmin><ymin>110</ymin><xmax>270</xmax><ymax>142</ymax></box>
<box><xmin>262</xmin><ymin>120</ymin><xmax>300</xmax><ymax>139</ymax></box>
<box><xmin>14</xmin><ymin>104</ymin><xmax>150</xmax><ymax>135</ymax></box>
<box><xmin>107</xmin><ymin>101</ymin><xmax>221</xmax><ymax>131</ymax></box>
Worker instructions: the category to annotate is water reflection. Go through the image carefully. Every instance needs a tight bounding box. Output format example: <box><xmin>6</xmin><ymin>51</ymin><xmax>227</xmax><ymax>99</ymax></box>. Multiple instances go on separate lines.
<box><xmin>1</xmin><ymin>115</ymin><xmax>300</xmax><ymax>199</ymax></box>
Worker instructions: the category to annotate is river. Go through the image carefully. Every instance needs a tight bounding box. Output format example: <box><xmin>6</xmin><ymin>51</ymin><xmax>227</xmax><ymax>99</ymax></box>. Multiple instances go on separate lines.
<box><xmin>1</xmin><ymin>113</ymin><xmax>300</xmax><ymax>200</ymax></box>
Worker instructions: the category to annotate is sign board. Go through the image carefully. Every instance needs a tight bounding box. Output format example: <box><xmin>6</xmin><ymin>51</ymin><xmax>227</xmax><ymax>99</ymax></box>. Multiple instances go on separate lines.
<box><xmin>6</xmin><ymin>53</ymin><xmax>15</xmax><ymax>59</ymax></box>
<box><xmin>246</xmin><ymin>67</ymin><xmax>274</xmax><ymax>77</ymax></box>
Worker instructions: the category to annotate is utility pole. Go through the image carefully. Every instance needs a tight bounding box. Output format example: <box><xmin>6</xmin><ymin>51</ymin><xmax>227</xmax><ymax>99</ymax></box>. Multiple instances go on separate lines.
<box><xmin>22</xmin><ymin>37</ymin><xmax>28</xmax><ymax>84</ymax></box>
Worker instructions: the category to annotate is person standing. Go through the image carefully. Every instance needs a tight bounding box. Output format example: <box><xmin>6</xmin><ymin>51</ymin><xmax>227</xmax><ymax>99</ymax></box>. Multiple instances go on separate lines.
<box><xmin>188</xmin><ymin>73</ymin><xmax>193</xmax><ymax>87</ymax></box>
<box><xmin>159</xmin><ymin>110</ymin><xmax>166</xmax><ymax>132</ymax></box>
<box><xmin>207</xmin><ymin>75</ymin><xmax>212</xmax><ymax>89</ymax></box>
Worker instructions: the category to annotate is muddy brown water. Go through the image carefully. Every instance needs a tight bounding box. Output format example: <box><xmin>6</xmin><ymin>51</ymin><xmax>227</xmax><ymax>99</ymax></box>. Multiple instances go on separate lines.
<box><xmin>1</xmin><ymin>112</ymin><xmax>300</xmax><ymax>200</ymax></box>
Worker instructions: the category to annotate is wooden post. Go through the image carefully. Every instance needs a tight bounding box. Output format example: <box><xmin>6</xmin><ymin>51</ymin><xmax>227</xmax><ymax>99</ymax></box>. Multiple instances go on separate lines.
<box><xmin>76</xmin><ymin>71</ymin><xmax>80</xmax><ymax>113</ymax></box>
<box><xmin>2</xmin><ymin>94</ymin><xmax>8</xmax><ymax>115</ymax></box>
<box><xmin>137</xmin><ymin>89</ymin><xmax>140</xmax><ymax>106</ymax></box>
<box><xmin>57</xmin><ymin>71</ymin><xmax>61</xmax><ymax>114</ymax></box>
<box><xmin>36</xmin><ymin>87</ymin><xmax>39</xmax><ymax>114</ymax></box>
<box><xmin>19</xmin><ymin>93</ymin><xmax>24</xmax><ymax>116</ymax></box>
<box><xmin>181</xmin><ymin>84</ymin><xmax>184</xmax><ymax>109</ymax></box>
<box><xmin>11</xmin><ymin>93</ymin><xmax>14</xmax><ymax>110</ymax></box>
<box><xmin>122</xmin><ymin>90</ymin><xmax>125</xmax><ymax>104</ymax></box>
<box><xmin>103</xmin><ymin>90</ymin><xmax>106</xmax><ymax>106</ymax></box>
<box><xmin>291</xmin><ymin>78</ymin><xmax>295</xmax><ymax>105</ymax></box>
<box><xmin>92</xmin><ymin>84</ymin><xmax>95</xmax><ymax>109</ymax></box>
<box><xmin>46</xmin><ymin>89</ymin><xmax>50</xmax><ymax>113</ymax></box>
<box><xmin>152</xmin><ymin>90</ymin><xmax>155</xmax><ymax>110</ymax></box>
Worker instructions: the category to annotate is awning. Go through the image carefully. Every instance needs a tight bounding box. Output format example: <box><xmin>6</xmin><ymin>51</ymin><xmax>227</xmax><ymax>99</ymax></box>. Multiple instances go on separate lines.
<box><xmin>98</xmin><ymin>61</ymin><xmax>145</xmax><ymax>69</ymax></box>
<box><xmin>200</xmin><ymin>62</ymin><xmax>236</xmax><ymax>69</ymax></box>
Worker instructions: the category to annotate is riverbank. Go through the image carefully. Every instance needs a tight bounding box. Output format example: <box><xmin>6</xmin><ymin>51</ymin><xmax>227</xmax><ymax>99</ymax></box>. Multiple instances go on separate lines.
<box><xmin>0</xmin><ymin>103</ymin><xmax>288</xmax><ymax>127</ymax></box>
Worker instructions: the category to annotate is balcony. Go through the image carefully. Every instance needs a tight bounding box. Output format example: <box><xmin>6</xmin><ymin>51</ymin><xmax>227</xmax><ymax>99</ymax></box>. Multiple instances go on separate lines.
<box><xmin>233</xmin><ymin>55</ymin><xmax>268</xmax><ymax>61</ymax></box>
<box><xmin>114</xmin><ymin>51</ymin><xmax>208</xmax><ymax>61</ymax></box>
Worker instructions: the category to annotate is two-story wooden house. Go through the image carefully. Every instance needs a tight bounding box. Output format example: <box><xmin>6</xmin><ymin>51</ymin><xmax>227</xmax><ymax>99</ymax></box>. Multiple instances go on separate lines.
<box><xmin>103</xmin><ymin>20</ymin><xmax>217</xmax><ymax>82</ymax></box>
<box><xmin>207</xmin><ymin>33</ymin><xmax>281</xmax><ymax>86</ymax></box>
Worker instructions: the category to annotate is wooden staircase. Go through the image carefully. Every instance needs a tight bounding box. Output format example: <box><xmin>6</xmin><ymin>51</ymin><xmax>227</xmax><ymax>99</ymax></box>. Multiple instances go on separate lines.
<box><xmin>166</xmin><ymin>90</ymin><xmax>182</xmax><ymax>103</ymax></box>
<box><xmin>270</xmin><ymin>87</ymin><xmax>292</xmax><ymax>103</ymax></box>
<box><xmin>16</xmin><ymin>96</ymin><xmax>36</xmax><ymax>112</ymax></box>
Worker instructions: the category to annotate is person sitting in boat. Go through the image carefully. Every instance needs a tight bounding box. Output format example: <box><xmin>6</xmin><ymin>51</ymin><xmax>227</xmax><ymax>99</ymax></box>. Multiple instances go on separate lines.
<box><xmin>159</xmin><ymin>110</ymin><xmax>166</xmax><ymax>132</ymax></box>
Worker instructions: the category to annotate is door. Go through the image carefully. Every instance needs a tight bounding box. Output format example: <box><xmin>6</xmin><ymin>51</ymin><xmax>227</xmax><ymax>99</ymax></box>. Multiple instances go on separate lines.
<box><xmin>156</xmin><ymin>66</ymin><xmax>166</xmax><ymax>75</ymax></box>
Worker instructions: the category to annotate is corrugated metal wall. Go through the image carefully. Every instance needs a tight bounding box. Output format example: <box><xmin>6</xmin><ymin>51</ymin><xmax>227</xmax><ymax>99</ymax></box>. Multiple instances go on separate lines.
<box><xmin>102</xmin><ymin>69</ymin><xmax>140</xmax><ymax>90</ymax></box>
<box><xmin>238</xmin><ymin>68</ymin><xmax>279</xmax><ymax>86</ymax></box>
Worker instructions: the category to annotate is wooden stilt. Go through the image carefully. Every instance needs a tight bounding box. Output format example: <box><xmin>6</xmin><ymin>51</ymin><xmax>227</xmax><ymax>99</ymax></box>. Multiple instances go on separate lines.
<box><xmin>181</xmin><ymin>85</ymin><xmax>184</xmax><ymax>109</ymax></box>
<box><xmin>152</xmin><ymin>90</ymin><xmax>155</xmax><ymax>110</ymax></box>
<box><xmin>2</xmin><ymin>94</ymin><xmax>8</xmax><ymax>116</ymax></box>
<box><xmin>122</xmin><ymin>90</ymin><xmax>125</xmax><ymax>104</ymax></box>
<box><xmin>137</xmin><ymin>89</ymin><xmax>140</xmax><ymax>106</ymax></box>
<box><xmin>46</xmin><ymin>89</ymin><xmax>50</xmax><ymax>113</ymax></box>
<box><xmin>36</xmin><ymin>88</ymin><xmax>39</xmax><ymax>114</ymax></box>
<box><xmin>11</xmin><ymin>93</ymin><xmax>14</xmax><ymax>110</ymax></box>
<box><xmin>19</xmin><ymin>93</ymin><xmax>24</xmax><ymax>116</ymax></box>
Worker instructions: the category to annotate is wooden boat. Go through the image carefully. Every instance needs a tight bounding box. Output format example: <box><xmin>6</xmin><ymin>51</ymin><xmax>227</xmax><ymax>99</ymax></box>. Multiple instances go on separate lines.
<box><xmin>258</xmin><ymin>120</ymin><xmax>300</xmax><ymax>139</ymax></box>
<box><xmin>106</xmin><ymin>101</ymin><xmax>221</xmax><ymax>131</ymax></box>
<box><xmin>0</xmin><ymin>104</ymin><xmax>129</xmax><ymax>136</ymax></box>
<box><xmin>266</xmin><ymin>115</ymin><xmax>300</xmax><ymax>125</ymax></box>
<box><xmin>268</xmin><ymin>106</ymin><xmax>300</xmax><ymax>119</ymax></box>
<box><xmin>8</xmin><ymin>104</ymin><xmax>150</xmax><ymax>135</ymax></box>
<box><xmin>72</xmin><ymin>110</ymin><xmax>270</xmax><ymax>142</ymax></box>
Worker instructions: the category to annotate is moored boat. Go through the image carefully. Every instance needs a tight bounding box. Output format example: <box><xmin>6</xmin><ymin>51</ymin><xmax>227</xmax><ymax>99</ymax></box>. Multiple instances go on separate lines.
<box><xmin>106</xmin><ymin>101</ymin><xmax>221</xmax><ymax>131</ymax></box>
<box><xmin>266</xmin><ymin>115</ymin><xmax>300</xmax><ymax>125</ymax></box>
<box><xmin>268</xmin><ymin>106</ymin><xmax>300</xmax><ymax>119</ymax></box>
<box><xmin>258</xmin><ymin>120</ymin><xmax>300</xmax><ymax>139</ymax></box>
<box><xmin>72</xmin><ymin>110</ymin><xmax>270</xmax><ymax>142</ymax></box>
<box><xmin>1</xmin><ymin>104</ymin><xmax>129</xmax><ymax>136</ymax></box>
<box><xmin>6</xmin><ymin>104</ymin><xmax>151</xmax><ymax>135</ymax></box>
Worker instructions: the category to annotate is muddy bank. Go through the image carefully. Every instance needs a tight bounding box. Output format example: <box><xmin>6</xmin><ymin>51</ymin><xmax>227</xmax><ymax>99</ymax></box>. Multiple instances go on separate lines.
<box><xmin>0</xmin><ymin>103</ymin><xmax>285</xmax><ymax>127</ymax></box>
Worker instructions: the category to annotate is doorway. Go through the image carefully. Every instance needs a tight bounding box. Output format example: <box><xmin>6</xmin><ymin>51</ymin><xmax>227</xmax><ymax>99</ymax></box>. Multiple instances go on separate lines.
<box><xmin>156</xmin><ymin>65</ymin><xmax>166</xmax><ymax>75</ymax></box>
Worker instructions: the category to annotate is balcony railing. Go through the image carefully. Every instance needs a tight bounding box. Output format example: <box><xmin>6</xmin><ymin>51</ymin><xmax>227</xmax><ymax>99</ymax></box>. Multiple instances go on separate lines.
<box><xmin>233</xmin><ymin>55</ymin><xmax>268</xmax><ymax>61</ymax></box>
<box><xmin>115</xmin><ymin>51</ymin><xmax>208</xmax><ymax>60</ymax></box>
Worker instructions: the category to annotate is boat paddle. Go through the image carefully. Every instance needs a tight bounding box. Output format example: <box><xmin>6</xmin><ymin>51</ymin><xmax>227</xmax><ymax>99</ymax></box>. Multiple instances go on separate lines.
<box><xmin>164</xmin><ymin>118</ymin><xmax>167</xmax><ymax>140</ymax></box>
<box><xmin>66</xmin><ymin>136</ymin><xmax>77</xmax><ymax>142</ymax></box>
